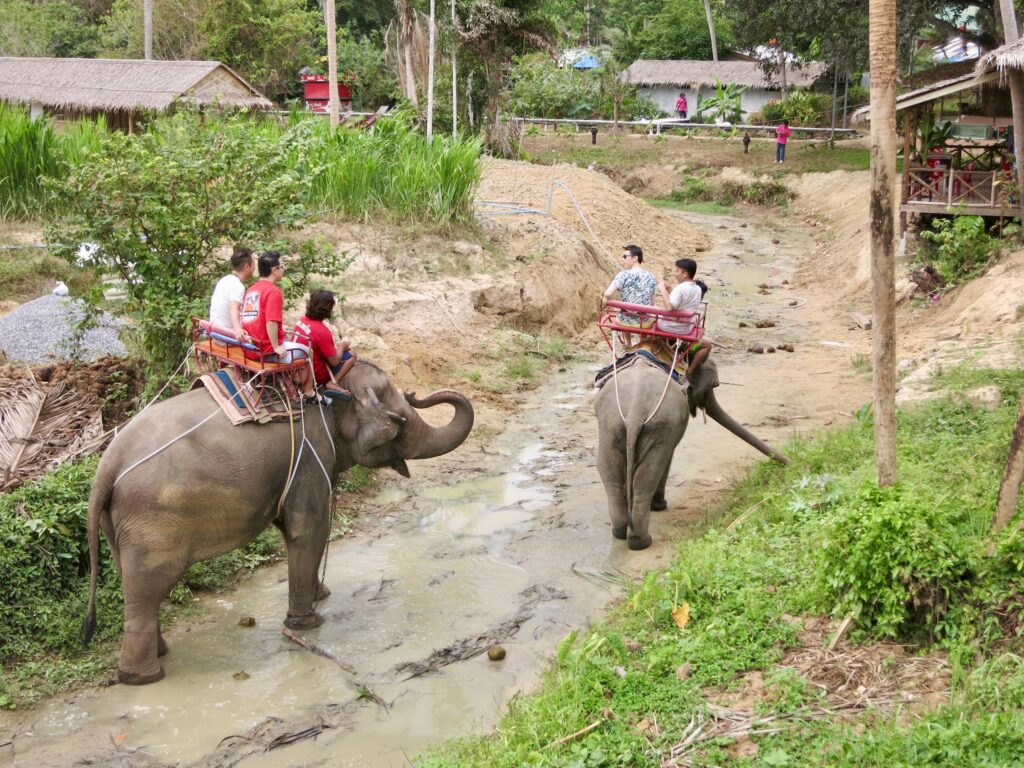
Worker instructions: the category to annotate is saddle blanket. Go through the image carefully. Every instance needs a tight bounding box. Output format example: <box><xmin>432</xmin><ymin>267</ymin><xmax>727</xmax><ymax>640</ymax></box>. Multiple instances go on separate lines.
<box><xmin>192</xmin><ymin>368</ymin><xmax>300</xmax><ymax>425</ymax></box>
<box><xmin>594</xmin><ymin>350</ymin><xmax>688</xmax><ymax>392</ymax></box>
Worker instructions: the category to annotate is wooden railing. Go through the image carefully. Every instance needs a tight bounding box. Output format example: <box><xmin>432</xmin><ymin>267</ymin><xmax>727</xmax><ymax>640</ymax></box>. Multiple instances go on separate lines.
<box><xmin>905</xmin><ymin>166</ymin><xmax>1009</xmax><ymax>208</ymax></box>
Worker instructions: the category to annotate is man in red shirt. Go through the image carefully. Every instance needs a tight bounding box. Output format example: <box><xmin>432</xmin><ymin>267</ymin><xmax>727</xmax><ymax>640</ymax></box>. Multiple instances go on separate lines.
<box><xmin>242</xmin><ymin>252</ymin><xmax>302</xmax><ymax>361</ymax></box>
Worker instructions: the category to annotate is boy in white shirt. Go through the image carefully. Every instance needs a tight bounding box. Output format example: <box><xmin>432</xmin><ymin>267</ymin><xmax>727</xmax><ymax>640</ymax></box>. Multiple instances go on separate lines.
<box><xmin>657</xmin><ymin>258</ymin><xmax>710</xmax><ymax>380</ymax></box>
<box><xmin>209</xmin><ymin>246</ymin><xmax>255</xmax><ymax>341</ymax></box>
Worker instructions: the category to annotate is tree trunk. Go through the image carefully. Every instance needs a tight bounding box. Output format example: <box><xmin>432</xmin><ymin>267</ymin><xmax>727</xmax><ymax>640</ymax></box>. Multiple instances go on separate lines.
<box><xmin>998</xmin><ymin>0</ymin><xmax>1024</xmax><ymax>217</ymax></box>
<box><xmin>992</xmin><ymin>391</ymin><xmax>1024</xmax><ymax>535</ymax></box>
<box><xmin>451</xmin><ymin>0</ymin><xmax>457</xmax><ymax>139</ymax></box>
<box><xmin>829</xmin><ymin>64</ymin><xmax>839</xmax><ymax>149</ymax></box>
<box><xmin>467</xmin><ymin>69</ymin><xmax>474</xmax><ymax>129</ymax></box>
<box><xmin>702</xmin><ymin>0</ymin><xmax>718</xmax><ymax>63</ymax></box>
<box><xmin>869</xmin><ymin>0</ymin><xmax>898</xmax><ymax>487</ymax></box>
<box><xmin>144</xmin><ymin>0</ymin><xmax>153</xmax><ymax>59</ymax></box>
<box><xmin>325</xmin><ymin>0</ymin><xmax>340</xmax><ymax>133</ymax></box>
<box><xmin>426</xmin><ymin>0</ymin><xmax>436</xmax><ymax>140</ymax></box>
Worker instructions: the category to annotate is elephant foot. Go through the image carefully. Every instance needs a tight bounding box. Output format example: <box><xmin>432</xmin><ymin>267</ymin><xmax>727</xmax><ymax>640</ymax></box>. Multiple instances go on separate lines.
<box><xmin>284</xmin><ymin>611</ymin><xmax>325</xmax><ymax>630</ymax></box>
<box><xmin>316</xmin><ymin>582</ymin><xmax>331</xmax><ymax>601</ymax></box>
<box><xmin>118</xmin><ymin>665</ymin><xmax>165</xmax><ymax>685</ymax></box>
<box><xmin>628</xmin><ymin>534</ymin><xmax>653</xmax><ymax>551</ymax></box>
<box><xmin>157</xmin><ymin>636</ymin><xmax>169</xmax><ymax>657</ymax></box>
<box><xmin>612</xmin><ymin>525</ymin><xmax>628</xmax><ymax>540</ymax></box>
<box><xmin>650</xmin><ymin>496</ymin><xmax>668</xmax><ymax>512</ymax></box>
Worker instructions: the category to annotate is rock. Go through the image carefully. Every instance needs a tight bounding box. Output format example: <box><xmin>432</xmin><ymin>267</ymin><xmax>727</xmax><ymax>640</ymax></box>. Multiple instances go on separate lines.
<box><xmin>789</xmin><ymin>300</ymin><xmax>799</xmax><ymax>306</ymax></box>
<box><xmin>739</xmin><ymin>321</ymin><xmax>748</xmax><ymax>328</ymax></box>
<box><xmin>675</xmin><ymin>663</ymin><xmax>692</xmax><ymax>681</ymax></box>
<box><xmin>772</xmin><ymin>238</ymin><xmax>781</xmax><ymax>244</ymax></box>
<box><xmin>451</xmin><ymin>240</ymin><xmax>483</xmax><ymax>257</ymax></box>
<box><xmin>849</xmin><ymin>312</ymin><xmax>872</xmax><ymax>330</ymax></box>
<box><xmin>625</xmin><ymin>639</ymin><xmax>644</xmax><ymax>652</ymax></box>
<box><xmin>740</xmin><ymin>223</ymin><xmax>748</xmax><ymax>228</ymax></box>
<box><xmin>601</xmin><ymin>708</ymin><xmax>614</xmax><ymax>720</ymax></box>
<box><xmin>897</xmin><ymin>358</ymin><xmax>916</xmax><ymax>372</ymax></box>
<box><xmin>778</xmin><ymin>344</ymin><xmax>795</xmax><ymax>352</ymax></box>
<box><xmin>238</xmin><ymin>616</ymin><xmax>256</xmax><ymax>627</ymax></box>
<box><xmin>233</xmin><ymin>671</ymin><xmax>250</xmax><ymax>681</ymax></box>
<box><xmin>487</xmin><ymin>645</ymin><xmax>507</xmax><ymax>661</ymax></box>
<box><xmin>782</xmin><ymin>279</ymin><xmax>789</xmax><ymax>285</ymax></box>
<box><xmin>748</xmin><ymin>346</ymin><xmax>765</xmax><ymax>354</ymax></box>
<box><xmin>614</xmin><ymin>665</ymin><xmax>627</xmax><ymax>678</ymax></box>
<box><xmin>767</xmin><ymin>346</ymin><xmax>776</xmax><ymax>353</ymax></box>
<box><xmin>966</xmin><ymin>385</ymin><xmax>1002</xmax><ymax>411</ymax></box>
<box><xmin>754</xmin><ymin>320</ymin><xmax>776</xmax><ymax>328</ymax></box>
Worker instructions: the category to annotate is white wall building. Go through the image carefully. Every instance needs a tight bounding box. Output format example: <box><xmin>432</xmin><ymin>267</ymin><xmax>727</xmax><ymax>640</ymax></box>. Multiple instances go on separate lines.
<box><xmin>623</xmin><ymin>59</ymin><xmax>828</xmax><ymax>121</ymax></box>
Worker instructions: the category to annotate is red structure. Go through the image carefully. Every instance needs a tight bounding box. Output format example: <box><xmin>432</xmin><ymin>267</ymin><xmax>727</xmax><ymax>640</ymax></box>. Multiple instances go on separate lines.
<box><xmin>299</xmin><ymin>73</ymin><xmax>352</xmax><ymax>113</ymax></box>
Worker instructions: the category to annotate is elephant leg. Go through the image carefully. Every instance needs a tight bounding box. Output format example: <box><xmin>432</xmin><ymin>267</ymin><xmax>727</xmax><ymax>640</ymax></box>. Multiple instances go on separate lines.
<box><xmin>597</xmin><ymin>429</ymin><xmax>629</xmax><ymax>540</ymax></box>
<box><xmin>628</xmin><ymin>452</ymin><xmax>672</xmax><ymax>550</ymax></box>
<box><xmin>157</xmin><ymin>626</ymin><xmax>169</xmax><ymax>657</ymax></box>
<box><xmin>651</xmin><ymin>458</ymin><xmax>672</xmax><ymax>512</ymax></box>
<box><xmin>117</xmin><ymin>551</ymin><xmax>182</xmax><ymax>685</ymax></box>
<box><xmin>281</xmin><ymin>491</ymin><xmax>330</xmax><ymax>630</ymax></box>
<box><xmin>316</xmin><ymin>581</ymin><xmax>331</xmax><ymax>601</ymax></box>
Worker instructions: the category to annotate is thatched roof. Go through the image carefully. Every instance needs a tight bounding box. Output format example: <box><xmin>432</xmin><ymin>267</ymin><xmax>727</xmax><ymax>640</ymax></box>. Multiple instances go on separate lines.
<box><xmin>0</xmin><ymin>58</ymin><xmax>273</xmax><ymax>113</ymax></box>
<box><xmin>903</xmin><ymin>59</ymin><xmax>977</xmax><ymax>89</ymax></box>
<box><xmin>976</xmin><ymin>38</ymin><xmax>1024</xmax><ymax>79</ymax></box>
<box><xmin>623</xmin><ymin>59</ymin><xmax>827</xmax><ymax>89</ymax></box>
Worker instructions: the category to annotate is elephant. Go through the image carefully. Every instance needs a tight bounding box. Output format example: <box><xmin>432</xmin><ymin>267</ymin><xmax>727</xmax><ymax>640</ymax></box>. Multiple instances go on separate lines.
<box><xmin>594</xmin><ymin>358</ymin><xmax>786</xmax><ymax>551</ymax></box>
<box><xmin>82</xmin><ymin>360</ymin><xmax>473</xmax><ymax>685</ymax></box>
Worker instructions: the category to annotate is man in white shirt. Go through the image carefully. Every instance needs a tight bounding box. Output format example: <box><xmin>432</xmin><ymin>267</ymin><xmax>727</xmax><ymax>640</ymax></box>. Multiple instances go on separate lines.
<box><xmin>209</xmin><ymin>247</ymin><xmax>254</xmax><ymax>341</ymax></box>
<box><xmin>657</xmin><ymin>258</ymin><xmax>703</xmax><ymax>335</ymax></box>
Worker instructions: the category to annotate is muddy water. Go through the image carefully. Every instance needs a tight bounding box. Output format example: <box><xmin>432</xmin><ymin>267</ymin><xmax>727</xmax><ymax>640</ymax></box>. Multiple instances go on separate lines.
<box><xmin>2</xmin><ymin>208</ymin><xmax>866</xmax><ymax>768</ymax></box>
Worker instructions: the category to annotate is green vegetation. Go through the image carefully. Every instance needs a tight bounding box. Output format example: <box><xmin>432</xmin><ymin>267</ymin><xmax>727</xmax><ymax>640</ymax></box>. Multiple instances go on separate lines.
<box><xmin>459</xmin><ymin>331</ymin><xmax>582</xmax><ymax>393</ymax></box>
<box><xmin>0</xmin><ymin>456</ymin><xmax>372</xmax><ymax>708</ymax></box>
<box><xmin>507</xmin><ymin>53</ymin><xmax>659</xmax><ymax>121</ymax></box>
<box><xmin>918</xmin><ymin>215</ymin><xmax>1016</xmax><ymax>286</ymax></box>
<box><xmin>0</xmin><ymin>103</ymin><xmax>104</xmax><ymax>220</ymax></box>
<box><xmin>0</xmin><ymin>247</ymin><xmax>97</xmax><ymax>303</ymax></box>
<box><xmin>665</xmin><ymin>175</ymin><xmax>793</xmax><ymax>208</ymax></box>
<box><xmin>420</xmin><ymin>367</ymin><xmax>1024</xmax><ymax>767</ymax></box>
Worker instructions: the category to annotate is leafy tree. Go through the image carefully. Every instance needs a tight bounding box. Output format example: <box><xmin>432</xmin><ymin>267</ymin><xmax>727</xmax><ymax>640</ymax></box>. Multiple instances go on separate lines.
<box><xmin>46</xmin><ymin>110</ymin><xmax>339</xmax><ymax>380</ymax></box>
<box><xmin>0</xmin><ymin>0</ymin><xmax>101</xmax><ymax>58</ymax></box>
<box><xmin>633</xmin><ymin>0</ymin><xmax>731</xmax><ymax>60</ymax></box>
<box><xmin>200</xmin><ymin>0</ymin><xmax>325</xmax><ymax>100</ymax></box>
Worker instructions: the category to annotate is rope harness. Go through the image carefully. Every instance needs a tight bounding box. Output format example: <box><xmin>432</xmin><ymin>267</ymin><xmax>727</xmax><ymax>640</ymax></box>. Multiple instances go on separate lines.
<box><xmin>609</xmin><ymin>332</ymin><xmax>685</xmax><ymax>426</ymax></box>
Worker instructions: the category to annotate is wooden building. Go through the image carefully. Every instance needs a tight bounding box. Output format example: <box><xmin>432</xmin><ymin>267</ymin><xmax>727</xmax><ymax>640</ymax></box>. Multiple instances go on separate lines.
<box><xmin>0</xmin><ymin>57</ymin><xmax>274</xmax><ymax>131</ymax></box>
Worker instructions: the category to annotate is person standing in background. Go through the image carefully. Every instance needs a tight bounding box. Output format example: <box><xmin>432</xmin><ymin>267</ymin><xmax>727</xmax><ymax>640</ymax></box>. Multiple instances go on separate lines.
<box><xmin>775</xmin><ymin>120</ymin><xmax>792</xmax><ymax>163</ymax></box>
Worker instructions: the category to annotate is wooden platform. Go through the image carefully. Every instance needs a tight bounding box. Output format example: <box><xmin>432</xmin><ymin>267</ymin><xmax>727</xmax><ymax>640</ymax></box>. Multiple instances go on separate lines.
<box><xmin>194</xmin><ymin>337</ymin><xmax>307</xmax><ymax>376</ymax></box>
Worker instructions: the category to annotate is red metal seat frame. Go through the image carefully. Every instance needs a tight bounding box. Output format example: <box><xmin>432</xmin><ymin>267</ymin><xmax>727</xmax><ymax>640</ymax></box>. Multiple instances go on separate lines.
<box><xmin>597</xmin><ymin>300</ymin><xmax>706</xmax><ymax>352</ymax></box>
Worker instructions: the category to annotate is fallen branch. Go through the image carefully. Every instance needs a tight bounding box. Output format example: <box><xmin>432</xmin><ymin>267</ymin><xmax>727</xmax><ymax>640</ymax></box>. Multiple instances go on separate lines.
<box><xmin>282</xmin><ymin>628</ymin><xmax>356</xmax><ymax>674</ymax></box>
<box><xmin>544</xmin><ymin>719</ymin><xmax>604</xmax><ymax>750</ymax></box>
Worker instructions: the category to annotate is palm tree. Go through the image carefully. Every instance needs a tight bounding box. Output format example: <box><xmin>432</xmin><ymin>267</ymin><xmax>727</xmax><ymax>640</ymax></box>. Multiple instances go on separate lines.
<box><xmin>868</xmin><ymin>0</ymin><xmax>897</xmax><ymax>486</ymax></box>
<box><xmin>702</xmin><ymin>0</ymin><xmax>718</xmax><ymax>62</ymax></box>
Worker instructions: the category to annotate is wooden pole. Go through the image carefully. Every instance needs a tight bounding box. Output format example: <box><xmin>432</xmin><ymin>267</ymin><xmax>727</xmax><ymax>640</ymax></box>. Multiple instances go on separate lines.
<box><xmin>997</xmin><ymin>0</ymin><xmax>1024</xmax><ymax>218</ymax></box>
<box><xmin>426</xmin><ymin>0</ymin><xmax>436</xmax><ymax>140</ymax></box>
<box><xmin>829</xmin><ymin>63</ymin><xmax>839</xmax><ymax>150</ymax></box>
<box><xmin>451</xmin><ymin>0</ymin><xmax>457</xmax><ymax>138</ymax></box>
<box><xmin>900</xmin><ymin>110</ymin><xmax>910</xmax><ymax>235</ymax></box>
<box><xmin>325</xmin><ymin>0</ymin><xmax>339</xmax><ymax>133</ymax></box>
<box><xmin>869</xmin><ymin>0</ymin><xmax>898</xmax><ymax>487</ymax></box>
<box><xmin>702</xmin><ymin>0</ymin><xmax>718</xmax><ymax>63</ymax></box>
<box><xmin>992</xmin><ymin>392</ymin><xmax>1024</xmax><ymax>535</ymax></box>
<box><xmin>143</xmin><ymin>0</ymin><xmax>152</xmax><ymax>60</ymax></box>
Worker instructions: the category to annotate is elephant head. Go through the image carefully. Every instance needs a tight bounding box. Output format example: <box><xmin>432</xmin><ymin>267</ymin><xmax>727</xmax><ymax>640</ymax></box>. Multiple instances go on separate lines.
<box><xmin>335</xmin><ymin>362</ymin><xmax>475</xmax><ymax>476</ymax></box>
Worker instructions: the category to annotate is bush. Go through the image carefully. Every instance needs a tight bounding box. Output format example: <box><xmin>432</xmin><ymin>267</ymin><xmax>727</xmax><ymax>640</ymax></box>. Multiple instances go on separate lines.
<box><xmin>918</xmin><ymin>215</ymin><xmax>1003</xmax><ymax>285</ymax></box>
<box><xmin>760</xmin><ymin>90</ymin><xmax>833</xmax><ymax>125</ymax></box>
<box><xmin>669</xmin><ymin>176</ymin><xmax>792</xmax><ymax>207</ymax></box>
<box><xmin>818</xmin><ymin>483</ymin><xmax>974</xmax><ymax>639</ymax></box>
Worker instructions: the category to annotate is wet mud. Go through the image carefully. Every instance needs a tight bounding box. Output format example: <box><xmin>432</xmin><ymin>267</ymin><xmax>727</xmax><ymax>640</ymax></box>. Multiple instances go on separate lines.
<box><xmin>0</xmin><ymin>207</ymin><xmax>870</xmax><ymax>768</ymax></box>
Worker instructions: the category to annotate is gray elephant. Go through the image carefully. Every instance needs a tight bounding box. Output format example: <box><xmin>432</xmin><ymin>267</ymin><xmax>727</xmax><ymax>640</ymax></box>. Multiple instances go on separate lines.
<box><xmin>594</xmin><ymin>358</ymin><xmax>786</xmax><ymax>550</ymax></box>
<box><xmin>82</xmin><ymin>361</ymin><xmax>473</xmax><ymax>685</ymax></box>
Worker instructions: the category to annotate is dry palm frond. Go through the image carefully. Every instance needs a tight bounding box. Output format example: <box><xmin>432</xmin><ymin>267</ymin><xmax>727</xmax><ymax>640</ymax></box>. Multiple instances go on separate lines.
<box><xmin>0</xmin><ymin>380</ymin><xmax>106</xmax><ymax>491</ymax></box>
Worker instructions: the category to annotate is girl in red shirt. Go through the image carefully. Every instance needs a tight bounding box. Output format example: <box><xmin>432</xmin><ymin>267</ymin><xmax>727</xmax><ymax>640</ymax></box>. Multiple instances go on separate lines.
<box><xmin>289</xmin><ymin>290</ymin><xmax>356</xmax><ymax>400</ymax></box>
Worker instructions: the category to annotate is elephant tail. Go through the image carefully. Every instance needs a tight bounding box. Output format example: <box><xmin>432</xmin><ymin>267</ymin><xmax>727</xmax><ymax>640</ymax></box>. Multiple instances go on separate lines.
<box><xmin>624</xmin><ymin>420</ymin><xmax>642</xmax><ymax>527</ymax></box>
<box><xmin>82</xmin><ymin>461</ymin><xmax>114</xmax><ymax>646</ymax></box>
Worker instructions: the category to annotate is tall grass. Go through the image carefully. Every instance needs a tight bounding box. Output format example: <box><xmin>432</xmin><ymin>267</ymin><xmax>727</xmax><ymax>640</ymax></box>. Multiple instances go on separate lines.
<box><xmin>306</xmin><ymin>115</ymin><xmax>482</xmax><ymax>225</ymax></box>
<box><xmin>0</xmin><ymin>104</ymin><xmax>105</xmax><ymax>220</ymax></box>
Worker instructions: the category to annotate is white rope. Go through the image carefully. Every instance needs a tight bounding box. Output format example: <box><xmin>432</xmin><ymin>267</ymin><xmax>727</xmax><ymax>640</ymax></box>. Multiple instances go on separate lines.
<box><xmin>112</xmin><ymin>367</ymin><xmax>263</xmax><ymax>486</ymax></box>
<box><xmin>643</xmin><ymin>339</ymin><xmax>684</xmax><ymax>425</ymax></box>
<box><xmin>610</xmin><ymin>330</ymin><xmax>626</xmax><ymax>422</ymax></box>
<box><xmin>552</xmin><ymin>180</ymin><xmax>613</xmax><ymax>259</ymax></box>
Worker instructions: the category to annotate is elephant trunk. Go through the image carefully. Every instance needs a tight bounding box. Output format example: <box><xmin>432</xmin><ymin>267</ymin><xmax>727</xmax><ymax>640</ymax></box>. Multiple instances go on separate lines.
<box><xmin>703</xmin><ymin>391</ymin><xmax>789</xmax><ymax>465</ymax></box>
<box><xmin>396</xmin><ymin>390</ymin><xmax>475</xmax><ymax>460</ymax></box>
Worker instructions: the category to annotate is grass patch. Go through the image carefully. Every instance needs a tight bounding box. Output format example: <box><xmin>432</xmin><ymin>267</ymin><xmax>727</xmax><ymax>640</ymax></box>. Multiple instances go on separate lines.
<box><xmin>458</xmin><ymin>331</ymin><xmax>583</xmax><ymax>393</ymax></box>
<box><xmin>0</xmin><ymin>248</ymin><xmax>98</xmax><ymax>302</ymax></box>
<box><xmin>648</xmin><ymin>199</ymin><xmax>735</xmax><ymax>215</ymax></box>
<box><xmin>419</xmin><ymin>366</ymin><xmax>1024</xmax><ymax>767</ymax></box>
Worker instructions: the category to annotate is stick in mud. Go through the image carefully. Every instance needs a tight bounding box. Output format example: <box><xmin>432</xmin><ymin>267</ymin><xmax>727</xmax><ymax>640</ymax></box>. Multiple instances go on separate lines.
<box><xmin>282</xmin><ymin>627</ymin><xmax>356</xmax><ymax>674</ymax></box>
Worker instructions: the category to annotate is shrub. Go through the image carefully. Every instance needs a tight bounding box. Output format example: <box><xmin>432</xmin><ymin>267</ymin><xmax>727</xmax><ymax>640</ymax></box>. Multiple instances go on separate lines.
<box><xmin>818</xmin><ymin>483</ymin><xmax>974</xmax><ymax>639</ymax></box>
<box><xmin>669</xmin><ymin>177</ymin><xmax>716</xmax><ymax>204</ymax></box>
<box><xmin>760</xmin><ymin>90</ymin><xmax>832</xmax><ymax>125</ymax></box>
<box><xmin>918</xmin><ymin>215</ymin><xmax>1002</xmax><ymax>285</ymax></box>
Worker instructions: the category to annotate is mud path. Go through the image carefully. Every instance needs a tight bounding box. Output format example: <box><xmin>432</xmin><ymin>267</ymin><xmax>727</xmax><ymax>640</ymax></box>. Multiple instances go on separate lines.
<box><xmin>1</xmin><ymin>206</ymin><xmax>871</xmax><ymax>768</ymax></box>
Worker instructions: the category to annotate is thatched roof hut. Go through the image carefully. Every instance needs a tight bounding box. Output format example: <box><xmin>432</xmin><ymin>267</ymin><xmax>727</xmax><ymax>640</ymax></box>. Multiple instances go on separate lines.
<box><xmin>975</xmin><ymin>38</ymin><xmax>1024</xmax><ymax>80</ymax></box>
<box><xmin>623</xmin><ymin>60</ymin><xmax>827</xmax><ymax>90</ymax></box>
<box><xmin>0</xmin><ymin>58</ymin><xmax>273</xmax><ymax>129</ymax></box>
<box><xmin>623</xmin><ymin>59</ymin><xmax>827</xmax><ymax>120</ymax></box>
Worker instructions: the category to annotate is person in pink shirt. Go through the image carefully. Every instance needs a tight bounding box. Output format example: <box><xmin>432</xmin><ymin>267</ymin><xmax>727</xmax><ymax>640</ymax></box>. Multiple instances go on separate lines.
<box><xmin>675</xmin><ymin>92</ymin><xmax>688</xmax><ymax>119</ymax></box>
<box><xmin>775</xmin><ymin>119</ymin><xmax>792</xmax><ymax>163</ymax></box>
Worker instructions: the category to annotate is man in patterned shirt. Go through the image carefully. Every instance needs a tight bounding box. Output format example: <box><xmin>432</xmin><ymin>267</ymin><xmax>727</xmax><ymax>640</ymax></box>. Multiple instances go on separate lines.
<box><xmin>602</xmin><ymin>244</ymin><xmax>658</xmax><ymax>349</ymax></box>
